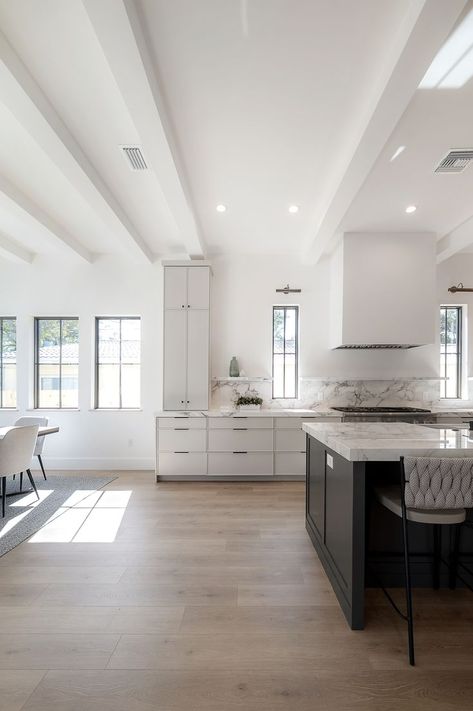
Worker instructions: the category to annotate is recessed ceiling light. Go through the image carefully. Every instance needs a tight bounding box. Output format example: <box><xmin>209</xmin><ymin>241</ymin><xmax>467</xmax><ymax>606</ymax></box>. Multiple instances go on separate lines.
<box><xmin>390</xmin><ymin>145</ymin><xmax>406</xmax><ymax>162</ymax></box>
<box><xmin>288</xmin><ymin>205</ymin><xmax>299</xmax><ymax>214</ymax></box>
<box><xmin>405</xmin><ymin>205</ymin><xmax>417</xmax><ymax>214</ymax></box>
<box><xmin>216</xmin><ymin>204</ymin><xmax>227</xmax><ymax>213</ymax></box>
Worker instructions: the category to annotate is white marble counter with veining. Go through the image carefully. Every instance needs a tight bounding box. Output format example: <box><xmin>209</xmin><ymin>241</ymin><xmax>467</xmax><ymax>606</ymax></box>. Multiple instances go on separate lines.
<box><xmin>302</xmin><ymin>422</ymin><xmax>473</xmax><ymax>462</ymax></box>
<box><xmin>154</xmin><ymin>411</ymin><xmax>206</xmax><ymax>418</ymax></box>
<box><xmin>203</xmin><ymin>408</ymin><xmax>340</xmax><ymax>418</ymax></box>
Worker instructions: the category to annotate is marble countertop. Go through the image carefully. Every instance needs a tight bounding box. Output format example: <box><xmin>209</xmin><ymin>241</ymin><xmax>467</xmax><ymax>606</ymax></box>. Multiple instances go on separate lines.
<box><xmin>155</xmin><ymin>408</ymin><xmax>341</xmax><ymax>418</ymax></box>
<box><xmin>302</xmin><ymin>422</ymin><xmax>473</xmax><ymax>462</ymax></box>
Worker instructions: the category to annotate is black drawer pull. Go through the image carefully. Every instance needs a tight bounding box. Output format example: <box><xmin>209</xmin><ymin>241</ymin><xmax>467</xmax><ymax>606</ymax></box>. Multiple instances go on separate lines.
<box><xmin>174</xmin><ymin>451</ymin><xmax>189</xmax><ymax>454</ymax></box>
<box><xmin>233</xmin><ymin>427</ymin><xmax>248</xmax><ymax>431</ymax></box>
<box><xmin>174</xmin><ymin>428</ymin><xmax>189</xmax><ymax>431</ymax></box>
<box><xmin>233</xmin><ymin>451</ymin><xmax>248</xmax><ymax>454</ymax></box>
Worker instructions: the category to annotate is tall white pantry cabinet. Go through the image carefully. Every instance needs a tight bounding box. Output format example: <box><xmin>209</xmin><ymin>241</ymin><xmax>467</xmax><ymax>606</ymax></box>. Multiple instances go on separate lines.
<box><xmin>163</xmin><ymin>263</ymin><xmax>211</xmax><ymax>411</ymax></box>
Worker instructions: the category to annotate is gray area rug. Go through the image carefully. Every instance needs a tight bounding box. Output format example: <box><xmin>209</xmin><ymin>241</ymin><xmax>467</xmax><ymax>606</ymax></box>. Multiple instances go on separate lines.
<box><xmin>0</xmin><ymin>473</ymin><xmax>117</xmax><ymax>557</ymax></box>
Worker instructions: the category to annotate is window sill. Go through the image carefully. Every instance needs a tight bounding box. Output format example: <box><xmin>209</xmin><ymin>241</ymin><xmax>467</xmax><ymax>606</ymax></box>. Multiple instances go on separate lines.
<box><xmin>89</xmin><ymin>408</ymin><xmax>143</xmax><ymax>412</ymax></box>
<box><xmin>0</xmin><ymin>408</ymin><xmax>19</xmax><ymax>412</ymax></box>
<box><xmin>26</xmin><ymin>408</ymin><xmax>80</xmax><ymax>412</ymax></box>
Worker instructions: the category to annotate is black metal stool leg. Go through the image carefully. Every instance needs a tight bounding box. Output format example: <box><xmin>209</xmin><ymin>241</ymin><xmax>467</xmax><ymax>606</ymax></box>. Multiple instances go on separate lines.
<box><xmin>1</xmin><ymin>477</ymin><xmax>5</xmax><ymax>518</ymax></box>
<box><xmin>37</xmin><ymin>455</ymin><xmax>47</xmax><ymax>481</ymax></box>
<box><xmin>401</xmin><ymin>500</ymin><xmax>415</xmax><ymax>665</ymax></box>
<box><xmin>450</xmin><ymin>523</ymin><xmax>462</xmax><ymax>590</ymax></box>
<box><xmin>26</xmin><ymin>469</ymin><xmax>39</xmax><ymax>500</ymax></box>
<box><xmin>19</xmin><ymin>472</ymin><xmax>23</xmax><ymax>493</ymax></box>
<box><xmin>433</xmin><ymin>524</ymin><xmax>441</xmax><ymax>590</ymax></box>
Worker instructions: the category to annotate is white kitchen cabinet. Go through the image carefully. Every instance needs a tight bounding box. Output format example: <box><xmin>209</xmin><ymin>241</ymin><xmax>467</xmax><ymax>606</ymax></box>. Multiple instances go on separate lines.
<box><xmin>208</xmin><ymin>417</ymin><xmax>274</xmax><ymax>429</ymax></box>
<box><xmin>275</xmin><ymin>428</ymin><xmax>306</xmax><ymax>451</ymax></box>
<box><xmin>208</xmin><ymin>452</ymin><xmax>273</xmax><ymax>477</ymax></box>
<box><xmin>163</xmin><ymin>309</ymin><xmax>187</xmax><ymax>410</ymax></box>
<box><xmin>164</xmin><ymin>266</ymin><xmax>210</xmax><ymax>310</ymax></box>
<box><xmin>275</xmin><ymin>452</ymin><xmax>306</xmax><ymax>476</ymax></box>
<box><xmin>163</xmin><ymin>264</ymin><xmax>210</xmax><ymax>411</ymax></box>
<box><xmin>158</xmin><ymin>429</ymin><xmax>207</xmax><ymax>452</ymax></box>
<box><xmin>208</xmin><ymin>428</ymin><xmax>273</xmax><ymax>452</ymax></box>
<box><xmin>159</xmin><ymin>453</ymin><xmax>207</xmax><ymax>476</ymax></box>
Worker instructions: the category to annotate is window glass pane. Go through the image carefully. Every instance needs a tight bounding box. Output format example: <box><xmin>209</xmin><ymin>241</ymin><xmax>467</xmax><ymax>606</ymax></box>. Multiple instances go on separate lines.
<box><xmin>98</xmin><ymin>319</ymin><xmax>120</xmax><ymax>363</ymax></box>
<box><xmin>38</xmin><ymin>320</ymin><xmax>60</xmax><ymax>363</ymax></box>
<box><xmin>284</xmin><ymin>355</ymin><xmax>297</xmax><ymax>398</ymax></box>
<box><xmin>272</xmin><ymin>307</ymin><xmax>298</xmax><ymax>399</ymax></box>
<box><xmin>97</xmin><ymin>364</ymin><xmax>120</xmax><ymax>408</ymax></box>
<box><xmin>440</xmin><ymin>306</ymin><xmax>461</xmax><ymax>399</ymax></box>
<box><xmin>2</xmin><ymin>363</ymin><xmax>16</xmax><ymax>408</ymax></box>
<box><xmin>62</xmin><ymin>320</ymin><xmax>79</xmax><ymax>364</ymax></box>
<box><xmin>61</xmin><ymin>363</ymin><xmax>79</xmax><ymax>408</ymax></box>
<box><xmin>1</xmin><ymin>319</ymin><xmax>16</xmax><ymax>408</ymax></box>
<box><xmin>38</xmin><ymin>364</ymin><xmax>60</xmax><ymax>408</ymax></box>
<box><xmin>121</xmin><ymin>319</ymin><xmax>140</xmax><ymax>342</ymax></box>
<box><xmin>285</xmin><ymin>309</ymin><xmax>296</xmax><ymax>353</ymax></box>
<box><xmin>121</xmin><ymin>364</ymin><xmax>140</xmax><ymax>408</ymax></box>
<box><xmin>272</xmin><ymin>354</ymin><xmax>285</xmax><ymax>398</ymax></box>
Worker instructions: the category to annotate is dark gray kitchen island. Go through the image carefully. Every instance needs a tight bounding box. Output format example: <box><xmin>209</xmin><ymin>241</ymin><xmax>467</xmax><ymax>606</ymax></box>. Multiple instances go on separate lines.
<box><xmin>303</xmin><ymin>421</ymin><xmax>473</xmax><ymax>630</ymax></box>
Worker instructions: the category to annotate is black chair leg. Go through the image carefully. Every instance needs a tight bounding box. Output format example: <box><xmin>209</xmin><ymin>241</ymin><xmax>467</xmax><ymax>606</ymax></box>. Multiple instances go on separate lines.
<box><xmin>19</xmin><ymin>472</ymin><xmax>23</xmax><ymax>493</ymax></box>
<box><xmin>433</xmin><ymin>524</ymin><xmax>441</xmax><ymax>590</ymax></box>
<box><xmin>26</xmin><ymin>469</ymin><xmax>39</xmax><ymax>500</ymax></box>
<box><xmin>1</xmin><ymin>477</ymin><xmax>5</xmax><ymax>517</ymax></box>
<box><xmin>450</xmin><ymin>523</ymin><xmax>462</xmax><ymax>590</ymax></box>
<box><xmin>37</xmin><ymin>455</ymin><xmax>47</xmax><ymax>481</ymax></box>
<box><xmin>401</xmin><ymin>504</ymin><xmax>415</xmax><ymax>665</ymax></box>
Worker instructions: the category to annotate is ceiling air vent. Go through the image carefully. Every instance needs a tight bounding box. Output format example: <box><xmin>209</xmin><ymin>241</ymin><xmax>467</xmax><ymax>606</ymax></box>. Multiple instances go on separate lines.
<box><xmin>120</xmin><ymin>145</ymin><xmax>148</xmax><ymax>171</ymax></box>
<box><xmin>435</xmin><ymin>149</ymin><xmax>473</xmax><ymax>173</ymax></box>
<box><xmin>335</xmin><ymin>344</ymin><xmax>418</xmax><ymax>350</ymax></box>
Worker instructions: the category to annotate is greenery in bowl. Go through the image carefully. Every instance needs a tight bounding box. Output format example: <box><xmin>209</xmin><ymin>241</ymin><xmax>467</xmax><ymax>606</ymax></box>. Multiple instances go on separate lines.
<box><xmin>235</xmin><ymin>395</ymin><xmax>263</xmax><ymax>407</ymax></box>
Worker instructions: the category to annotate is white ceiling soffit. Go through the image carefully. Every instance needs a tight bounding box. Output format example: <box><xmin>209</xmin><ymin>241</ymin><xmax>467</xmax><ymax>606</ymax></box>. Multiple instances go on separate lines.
<box><xmin>0</xmin><ymin>230</ymin><xmax>34</xmax><ymax>264</ymax></box>
<box><xmin>82</xmin><ymin>0</ymin><xmax>205</xmax><ymax>259</ymax></box>
<box><xmin>0</xmin><ymin>28</ymin><xmax>154</xmax><ymax>263</ymax></box>
<box><xmin>303</xmin><ymin>0</ymin><xmax>468</xmax><ymax>264</ymax></box>
<box><xmin>437</xmin><ymin>214</ymin><xmax>473</xmax><ymax>262</ymax></box>
<box><xmin>0</xmin><ymin>174</ymin><xmax>93</xmax><ymax>262</ymax></box>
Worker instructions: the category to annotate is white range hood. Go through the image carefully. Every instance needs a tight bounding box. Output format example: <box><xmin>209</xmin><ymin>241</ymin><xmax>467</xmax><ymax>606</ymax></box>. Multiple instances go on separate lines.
<box><xmin>330</xmin><ymin>232</ymin><xmax>436</xmax><ymax>350</ymax></box>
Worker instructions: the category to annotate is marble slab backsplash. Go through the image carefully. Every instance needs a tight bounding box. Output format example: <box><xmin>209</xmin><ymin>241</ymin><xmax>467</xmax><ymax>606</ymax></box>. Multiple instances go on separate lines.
<box><xmin>211</xmin><ymin>378</ymin><xmax>442</xmax><ymax>410</ymax></box>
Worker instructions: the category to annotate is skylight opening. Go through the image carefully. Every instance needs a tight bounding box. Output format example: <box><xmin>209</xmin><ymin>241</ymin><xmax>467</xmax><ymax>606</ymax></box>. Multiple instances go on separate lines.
<box><xmin>419</xmin><ymin>9</ymin><xmax>473</xmax><ymax>89</ymax></box>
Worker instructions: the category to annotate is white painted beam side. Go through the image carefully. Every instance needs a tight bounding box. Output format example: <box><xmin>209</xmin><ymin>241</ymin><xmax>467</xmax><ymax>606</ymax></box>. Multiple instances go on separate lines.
<box><xmin>0</xmin><ymin>30</ymin><xmax>153</xmax><ymax>263</ymax></box>
<box><xmin>0</xmin><ymin>231</ymin><xmax>34</xmax><ymax>264</ymax></box>
<box><xmin>83</xmin><ymin>0</ymin><xmax>205</xmax><ymax>259</ymax></box>
<box><xmin>303</xmin><ymin>0</ymin><xmax>467</xmax><ymax>264</ymax></box>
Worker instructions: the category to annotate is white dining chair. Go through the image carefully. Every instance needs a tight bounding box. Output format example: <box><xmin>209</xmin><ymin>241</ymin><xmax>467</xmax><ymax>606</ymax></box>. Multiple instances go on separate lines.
<box><xmin>0</xmin><ymin>425</ymin><xmax>39</xmax><ymax>517</ymax></box>
<box><xmin>15</xmin><ymin>416</ymin><xmax>48</xmax><ymax>480</ymax></box>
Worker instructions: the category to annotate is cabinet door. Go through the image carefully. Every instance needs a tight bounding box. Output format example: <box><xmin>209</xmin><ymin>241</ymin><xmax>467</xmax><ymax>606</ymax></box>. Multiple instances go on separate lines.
<box><xmin>186</xmin><ymin>309</ymin><xmax>209</xmax><ymax>409</ymax></box>
<box><xmin>307</xmin><ymin>436</ymin><xmax>325</xmax><ymax>539</ymax></box>
<box><xmin>187</xmin><ymin>267</ymin><xmax>210</xmax><ymax>309</ymax></box>
<box><xmin>163</xmin><ymin>309</ymin><xmax>187</xmax><ymax>410</ymax></box>
<box><xmin>164</xmin><ymin>267</ymin><xmax>187</xmax><ymax>309</ymax></box>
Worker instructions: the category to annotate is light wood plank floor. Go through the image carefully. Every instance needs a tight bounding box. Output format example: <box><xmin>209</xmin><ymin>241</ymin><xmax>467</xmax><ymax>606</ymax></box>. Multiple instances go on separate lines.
<box><xmin>0</xmin><ymin>473</ymin><xmax>473</xmax><ymax>710</ymax></box>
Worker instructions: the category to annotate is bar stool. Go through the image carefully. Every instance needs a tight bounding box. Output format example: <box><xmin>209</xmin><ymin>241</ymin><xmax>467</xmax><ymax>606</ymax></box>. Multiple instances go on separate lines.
<box><xmin>374</xmin><ymin>455</ymin><xmax>473</xmax><ymax>666</ymax></box>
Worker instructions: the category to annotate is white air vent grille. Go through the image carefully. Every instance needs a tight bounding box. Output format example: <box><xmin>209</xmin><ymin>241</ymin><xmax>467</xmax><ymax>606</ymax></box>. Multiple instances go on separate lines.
<box><xmin>335</xmin><ymin>344</ymin><xmax>418</xmax><ymax>350</ymax></box>
<box><xmin>120</xmin><ymin>145</ymin><xmax>148</xmax><ymax>171</ymax></box>
<box><xmin>435</xmin><ymin>149</ymin><xmax>473</xmax><ymax>173</ymax></box>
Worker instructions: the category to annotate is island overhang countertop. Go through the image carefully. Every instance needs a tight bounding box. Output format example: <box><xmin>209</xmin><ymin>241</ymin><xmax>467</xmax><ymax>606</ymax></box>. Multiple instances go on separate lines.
<box><xmin>302</xmin><ymin>422</ymin><xmax>473</xmax><ymax>461</ymax></box>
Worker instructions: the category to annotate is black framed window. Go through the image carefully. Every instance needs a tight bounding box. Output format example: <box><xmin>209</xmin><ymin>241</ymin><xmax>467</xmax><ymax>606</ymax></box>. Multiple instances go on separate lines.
<box><xmin>35</xmin><ymin>318</ymin><xmax>79</xmax><ymax>408</ymax></box>
<box><xmin>0</xmin><ymin>318</ymin><xmax>16</xmax><ymax>408</ymax></box>
<box><xmin>440</xmin><ymin>306</ymin><xmax>462</xmax><ymax>399</ymax></box>
<box><xmin>272</xmin><ymin>306</ymin><xmax>299</xmax><ymax>399</ymax></box>
<box><xmin>95</xmin><ymin>317</ymin><xmax>141</xmax><ymax>409</ymax></box>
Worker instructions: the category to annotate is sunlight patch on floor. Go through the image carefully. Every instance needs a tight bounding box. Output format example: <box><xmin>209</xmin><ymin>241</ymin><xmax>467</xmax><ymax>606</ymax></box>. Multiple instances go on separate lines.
<box><xmin>29</xmin><ymin>489</ymin><xmax>132</xmax><ymax>544</ymax></box>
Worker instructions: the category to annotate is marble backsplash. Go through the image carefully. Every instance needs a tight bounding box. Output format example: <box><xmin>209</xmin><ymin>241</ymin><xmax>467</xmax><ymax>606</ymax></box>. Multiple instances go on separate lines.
<box><xmin>211</xmin><ymin>378</ymin><xmax>442</xmax><ymax>410</ymax></box>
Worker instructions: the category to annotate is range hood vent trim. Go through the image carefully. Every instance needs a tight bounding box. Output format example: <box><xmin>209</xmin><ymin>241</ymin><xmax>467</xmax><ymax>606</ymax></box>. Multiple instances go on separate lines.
<box><xmin>335</xmin><ymin>343</ymin><xmax>420</xmax><ymax>350</ymax></box>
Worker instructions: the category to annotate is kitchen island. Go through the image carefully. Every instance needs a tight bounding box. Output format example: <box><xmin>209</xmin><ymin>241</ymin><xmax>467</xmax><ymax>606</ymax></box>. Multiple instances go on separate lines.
<box><xmin>303</xmin><ymin>421</ymin><xmax>473</xmax><ymax>630</ymax></box>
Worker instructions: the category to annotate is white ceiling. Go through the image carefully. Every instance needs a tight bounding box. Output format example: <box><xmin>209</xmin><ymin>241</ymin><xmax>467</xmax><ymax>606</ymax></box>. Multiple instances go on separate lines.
<box><xmin>0</xmin><ymin>0</ymin><xmax>470</xmax><ymax>264</ymax></box>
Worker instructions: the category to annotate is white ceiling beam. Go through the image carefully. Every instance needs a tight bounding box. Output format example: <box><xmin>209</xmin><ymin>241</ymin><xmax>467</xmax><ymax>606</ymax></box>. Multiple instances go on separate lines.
<box><xmin>0</xmin><ymin>231</ymin><xmax>34</xmax><ymax>264</ymax></box>
<box><xmin>0</xmin><ymin>175</ymin><xmax>93</xmax><ymax>262</ymax></box>
<box><xmin>0</xmin><ymin>30</ymin><xmax>153</xmax><ymax>263</ymax></box>
<box><xmin>437</xmin><ymin>216</ymin><xmax>473</xmax><ymax>263</ymax></box>
<box><xmin>303</xmin><ymin>0</ymin><xmax>468</xmax><ymax>264</ymax></box>
<box><xmin>82</xmin><ymin>0</ymin><xmax>205</xmax><ymax>259</ymax></box>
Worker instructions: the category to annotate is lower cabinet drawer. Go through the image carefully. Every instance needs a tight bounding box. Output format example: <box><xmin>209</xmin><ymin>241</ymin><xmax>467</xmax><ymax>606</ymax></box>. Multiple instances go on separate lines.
<box><xmin>158</xmin><ymin>453</ymin><xmax>207</xmax><ymax>476</ymax></box>
<box><xmin>208</xmin><ymin>429</ymin><xmax>273</xmax><ymax>452</ymax></box>
<box><xmin>275</xmin><ymin>429</ymin><xmax>306</xmax><ymax>452</ymax></box>
<box><xmin>274</xmin><ymin>452</ymin><xmax>306</xmax><ymax>476</ymax></box>
<box><xmin>208</xmin><ymin>452</ymin><xmax>273</xmax><ymax>476</ymax></box>
<box><xmin>209</xmin><ymin>417</ymin><xmax>274</xmax><ymax>429</ymax></box>
<box><xmin>158</xmin><ymin>417</ymin><xmax>206</xmax><ymax>429</ymax></box>
<box><xmin>158</xmin><ymin>429</ymin><xmax>206</xmax><ymax>452</ymax></box>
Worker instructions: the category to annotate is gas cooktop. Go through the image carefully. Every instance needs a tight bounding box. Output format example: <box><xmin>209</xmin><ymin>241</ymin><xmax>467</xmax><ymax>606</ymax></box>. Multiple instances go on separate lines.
<box><xmin>331</xmin><ymin>406</ymin><xmax>431</xmax><ymax>414</ymax></box>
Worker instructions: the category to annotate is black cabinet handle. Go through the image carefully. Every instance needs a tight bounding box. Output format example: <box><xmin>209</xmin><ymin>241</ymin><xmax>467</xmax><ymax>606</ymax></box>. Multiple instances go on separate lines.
<box><xmin>174</xmin><ymin>451</ymin><xmax>189</xmax><ymax>454</ymax></box>
<box><xmin>175</xmin><ymin>428</ymin><xmax>189</xmax><ymax>431</ymax></box>
<box><xmin>233</xmin><ymin>451</ymin><xmax>248</xmax><ymax>454</ymax></box>
<box><xmin>233</xmin><ymin>428</ymin><xmax>248</xmax><ymax>431</ymax></box>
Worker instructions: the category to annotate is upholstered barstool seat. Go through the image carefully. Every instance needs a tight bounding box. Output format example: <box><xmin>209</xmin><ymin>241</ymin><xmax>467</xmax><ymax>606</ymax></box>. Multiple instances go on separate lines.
<box><xmin>375</xmin><ymin>485</ymin><xmax>466</xmax><ymax>525</ymax></box>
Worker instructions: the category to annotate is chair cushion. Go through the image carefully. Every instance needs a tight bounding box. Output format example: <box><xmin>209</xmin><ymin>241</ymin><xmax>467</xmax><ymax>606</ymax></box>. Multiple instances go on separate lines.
<box><xmin>375</xmin><ymin>485</ymin><xmax>466</xmax><ymax>525</ymax></box>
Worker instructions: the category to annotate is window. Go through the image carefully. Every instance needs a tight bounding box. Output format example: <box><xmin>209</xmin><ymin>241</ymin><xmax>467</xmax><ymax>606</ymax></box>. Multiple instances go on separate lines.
<box><xmin>0</xmin><ymin>318</ymin><xmax>16</xmax><ymax>408</ymax></box>
<box><xmin>440</xmin><ymin>306</ymin><xmax>462</xmax><ymax>398</ymax></box>
<box><xmin>35</xmin><ymin>318</ymin><xmax>79</xmax><ymax>408</ymax></box>
<box><xmin>272</xmin><ymin>306</ymin><xmax>299</xmax><ymax>399</ymax></box>
<box><xmin>95</xmin><ymin>317</ymin><xmax>141</xmax><ymax>409</ymax></box>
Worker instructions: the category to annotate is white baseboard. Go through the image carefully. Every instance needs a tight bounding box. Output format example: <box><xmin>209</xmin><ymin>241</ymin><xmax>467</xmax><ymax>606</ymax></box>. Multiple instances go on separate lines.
<box><xmin>34</xmin><ymin>457</ymin><xmax>155</xmax><ymax>471</ymax></box>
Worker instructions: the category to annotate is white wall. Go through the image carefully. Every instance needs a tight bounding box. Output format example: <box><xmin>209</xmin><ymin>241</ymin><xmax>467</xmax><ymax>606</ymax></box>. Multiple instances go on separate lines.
<box><xmin>0</xmin><ymin>249</ymin><xmax>471</xmax><ymax>471</ymax></box>
<box><xmin>0</xmin><ymin>255</ymin><xmax>163</xmax><ymax>470</ymax></box>
<box><xmin>211</xmin><ymin>253</ymin><xmax>438</xmax><ymax>381</ymax></box>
